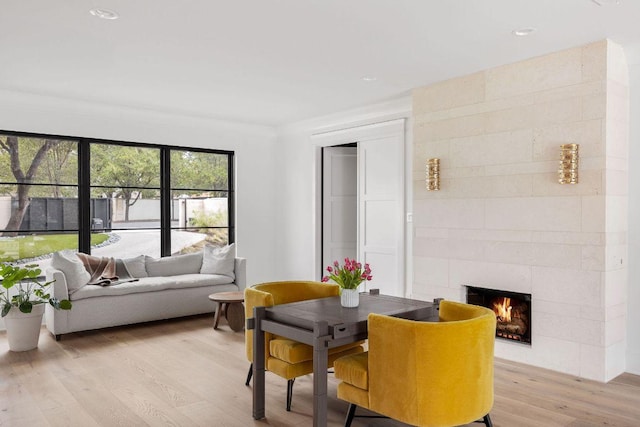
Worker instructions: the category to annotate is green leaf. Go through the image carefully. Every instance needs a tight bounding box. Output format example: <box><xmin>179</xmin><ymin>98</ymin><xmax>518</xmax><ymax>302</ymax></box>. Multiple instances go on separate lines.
<box><xmin>50</xmin><ymin>298</ymin><xmax>72</xmax><ymax>310</ymax></box>
<box><xmin>19</xmin><ymin>301</ymin><xmax>33</xmax><ymax>314</ymax></box>
<box><xmin>34</xmin><ymin>289</ymin><xmax>49</xmax><ymax>299</ymax></box>
<box><xmin>1</xmin><ymin>303</ymin><xmax>11</xmax><ymax>317</ymax></box>
<box><xmin>59</xmin><ymin>300</ymin><xmax>72</xmax><ymax>310</ymax></box>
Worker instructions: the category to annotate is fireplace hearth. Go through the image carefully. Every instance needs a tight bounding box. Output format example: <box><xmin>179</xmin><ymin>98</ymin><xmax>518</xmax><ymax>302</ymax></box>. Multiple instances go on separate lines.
<box><xmin>466</xmin><ymin>286</ymin><xmax>531</xmax><ymax>345</ymax></box>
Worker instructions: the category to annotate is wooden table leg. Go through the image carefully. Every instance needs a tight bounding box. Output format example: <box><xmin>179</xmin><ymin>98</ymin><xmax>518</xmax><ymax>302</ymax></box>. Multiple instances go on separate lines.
<box><xmin>253</xmin><ymin>306</ymin><xmax>266</xmax><ymax>420</ymax></box>
<box><xmin>313</xmin><ymin>321</ymin><xmax>330</xmax><ymax>427</ymax></box>
<box><xmin>225</xmin><ymin>302</ymin><xmax>245</xmax><ymax>332</ymax></box>
<box><xmin>213</xmin><ymin>302</ymin><xmax>224</xmax><ymax>329</ymax></box>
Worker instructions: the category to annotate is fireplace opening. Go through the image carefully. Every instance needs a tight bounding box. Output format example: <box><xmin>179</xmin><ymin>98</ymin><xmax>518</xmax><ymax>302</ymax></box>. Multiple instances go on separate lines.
<box><xmin>465</xmin><ymin>286</ymin><xmax>532</xmax><ymax>345</ymax></box>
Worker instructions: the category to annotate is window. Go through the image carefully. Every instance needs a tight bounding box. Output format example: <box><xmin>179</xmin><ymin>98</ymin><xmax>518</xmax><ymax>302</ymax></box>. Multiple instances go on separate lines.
<box><xmin>170</xmin><ymin>150</ymin><xmax>231</xmax><ymax>251</ymax></box>
<box><xmin>0</xmin><ymin>131</ymin><xmax>234</xmax><ymax>269</ymax></box>
<box><xmin>90</xmin><ymin>144</ymin><xmax>162</xmax><ymax>258</ymax></box>
<box><xmin>0</xmin><ymin>134</ymin><xmax>82</xmax><ymax>264</ymax></box>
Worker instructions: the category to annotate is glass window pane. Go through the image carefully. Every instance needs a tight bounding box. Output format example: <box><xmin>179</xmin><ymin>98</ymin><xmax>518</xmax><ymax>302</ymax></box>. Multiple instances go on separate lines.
<box><xmin>171</xmin><ymin>228</ymin><xmax>228</xmax><ymax>255</ymax></box>
<box><xmin>89</xmin><ymin>198</ymin><xmax>112</xmax><ymax>231</ymax></box>
<box><xmin>90</xmin><ymin>144</ymin><xmax>160</xmax><ymax>189</ymax></box>
<box><xmin>0</xmin><ymin>134</ymin><xmax>78</xmax><ymax>186</ymax></box>
<box><xmin>170</xmin><ymin>151</ymin><xmax>229</xmax><ymax>191</ymax></box>
<box><xmin>173</xmin><ymin>196</ymin><xmax>228</xmax><ymax>229</ymax></box>
<box><xmin>92</xmin><ymin>229</ymin><xmax>161</xmax><ymax>259</ymax></box>
<box><xmin>0</xmin><ymin>232</ymin><xmax>81</xmax><ymax>267</ymax></box>
<box><xmin>0</xmin><ymin>185</ymin><xmax>78</xmax><ymax>233</ymax></box>
<box><xmin>106</xmin><ymin>192</ymin><xmax>161</xmax><ymax>229</ymax></box>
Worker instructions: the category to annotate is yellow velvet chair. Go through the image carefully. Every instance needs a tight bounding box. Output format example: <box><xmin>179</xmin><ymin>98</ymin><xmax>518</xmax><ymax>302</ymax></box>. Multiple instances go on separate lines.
<box><xmin>244</xmin><ymin>281</ymin><xmax>364</xmax><ymax>411</ymax></box>
<box><xmin>334</xmin><ymin>300</ymin><xmax>496</xmax><ymax>427</ymax></box>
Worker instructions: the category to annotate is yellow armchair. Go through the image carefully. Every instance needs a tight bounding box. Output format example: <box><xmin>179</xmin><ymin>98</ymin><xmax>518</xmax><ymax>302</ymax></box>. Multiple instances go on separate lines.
<box><xmin>334</xmin><ymin>300</ymin><xmax>496</xmax><ymax>427</ymax></box>
<box><xmin>244</xmin><ymin>281</ymin><xmax>364</xmax><ymax>411</ymax></box>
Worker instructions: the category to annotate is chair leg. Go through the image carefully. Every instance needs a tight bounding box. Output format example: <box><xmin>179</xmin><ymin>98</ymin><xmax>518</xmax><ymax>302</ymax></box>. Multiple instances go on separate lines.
<box><xmin>286</xmin><ymin>378</ymin><xmax>295</xmax><ymax>411</ymax></box>
<box><xmin>344</xmin><ymin>403</ymin><xmax>357</xmax><ymax>427</ymax></box>
<box><xmin>483</xmin><ymin>414</ymin><xmax>493</xmax><ymax>427</ymax></box>
<box><xmin>245</xmin><ymin>363</ymin><xmax>253</xmax><ymax>386</ymax></box>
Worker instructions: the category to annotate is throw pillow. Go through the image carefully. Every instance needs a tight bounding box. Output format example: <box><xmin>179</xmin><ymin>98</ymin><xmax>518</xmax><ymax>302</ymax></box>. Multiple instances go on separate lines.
<box><xmin>145</xmin><ymin>252</ymin><xmax>203</xmax><ymax>277</ymax></box>
<box><xmin>200</xmin><ymin>243</ymin><xmax>235</xmax><ymax>279</ymax></box>
<box><xmin>50</xmin><ymin>250</ymin><xmax>92</xmax><ymax>294</ymax></box>
<box><xmin>122</xmin><ymin>255</ymin><xmax>148</xmax><ymax>278</ymax></box>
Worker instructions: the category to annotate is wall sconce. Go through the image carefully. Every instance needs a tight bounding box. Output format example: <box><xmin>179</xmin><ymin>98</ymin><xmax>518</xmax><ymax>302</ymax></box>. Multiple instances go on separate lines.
<box><xmin>426</xmin><ymin>158</ymin><xmax>440</xmax><ymax>191</ymax></box>
<box><xmin>558</xmin><ymin>144</ymin><xmax>579</xmax><ymax>184</ymax></box>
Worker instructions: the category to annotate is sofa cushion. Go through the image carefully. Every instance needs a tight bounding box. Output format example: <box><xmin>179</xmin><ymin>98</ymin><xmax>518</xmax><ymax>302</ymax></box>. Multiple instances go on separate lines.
<box><xmin>69</xmin><ymin>273</ymin><xmax>234</xmax><ymax>301</ymax></box>
<box><xmin>200</xmin><ymin>244</ymin><xmax>235</xmax><ymax>279</ymax></box>
<box><xmin>165</xmin><ymin>273</ymin><xmax>234</xmax><ymax>289</ymax></box>
<box><xmin>122</xmin><ymin>255</ymin><xmax>148</xmax><ymax>278</ymax></box>
<box><xmin>145</xmin><ymin>252</ymin><xmax>203</xmax><ymax>277</ymax></box>
<box><xmin>50</xmin><ymin>251</ymin><xmax>91</xmax><ymax>294</ymax></box>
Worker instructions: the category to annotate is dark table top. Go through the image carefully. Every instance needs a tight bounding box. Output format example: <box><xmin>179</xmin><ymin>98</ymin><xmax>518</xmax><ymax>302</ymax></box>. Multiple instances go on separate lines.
<box><xmin>265</xmin><ymin>293</ymin><xmax>438</xmax><ymax>339</ymax></box>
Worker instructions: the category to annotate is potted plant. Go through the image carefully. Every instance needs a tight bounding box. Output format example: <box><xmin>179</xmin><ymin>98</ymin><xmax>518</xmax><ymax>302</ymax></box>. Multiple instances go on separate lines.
<box><xmin>322</xmin><ymin>258</ymin><xmax>372</xmax><ymax>307</ymax></box>
<box><xmin>1</xmin><ymin>262</ymin><xmax>72</xmax><ymax>351</ymax></box>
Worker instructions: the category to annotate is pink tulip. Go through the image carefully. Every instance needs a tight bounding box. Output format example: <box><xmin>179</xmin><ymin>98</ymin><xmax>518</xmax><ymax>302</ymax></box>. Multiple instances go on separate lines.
<box><xmin>324</xmin><ymin>259</ymin><xmax>372</xmax><ymax>286</ymax></box>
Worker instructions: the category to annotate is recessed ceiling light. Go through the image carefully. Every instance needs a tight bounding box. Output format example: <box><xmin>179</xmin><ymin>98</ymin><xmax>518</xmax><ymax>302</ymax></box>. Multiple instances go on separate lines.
<box><xmin>89</xmin><ymin>8</ymin><xmax>119</xmax><ymax>20</ymax></box>
<box><xmin>512</xmin><ymin>27</ymin><xmax>536</xmax><ymax>37</ymax></box>
<box><xmin>362</xmin><ymin>76</ymin><xmax>377</xmax><ymax>82</ymax></box>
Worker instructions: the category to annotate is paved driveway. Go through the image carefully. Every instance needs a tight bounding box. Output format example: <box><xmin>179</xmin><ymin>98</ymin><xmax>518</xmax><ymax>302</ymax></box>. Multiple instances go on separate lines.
<box><xmin>92</xmin><ymin>229</ymin><xmax>206</xmax><ymax>259</ymax></box>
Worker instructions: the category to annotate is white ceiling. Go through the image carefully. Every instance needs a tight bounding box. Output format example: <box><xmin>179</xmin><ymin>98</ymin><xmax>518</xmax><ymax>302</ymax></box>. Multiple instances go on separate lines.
<box><xmin>2</xmin><ymin>0</ymin><xmax>640</xmax><ymax>126</ymax></box>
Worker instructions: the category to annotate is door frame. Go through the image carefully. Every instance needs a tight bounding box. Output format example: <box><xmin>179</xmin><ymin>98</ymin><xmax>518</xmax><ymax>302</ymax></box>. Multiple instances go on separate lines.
<box><xmin>311</xmin><ymin>119</ymin><xmax>406</xmax><ymax>293</ymax></box>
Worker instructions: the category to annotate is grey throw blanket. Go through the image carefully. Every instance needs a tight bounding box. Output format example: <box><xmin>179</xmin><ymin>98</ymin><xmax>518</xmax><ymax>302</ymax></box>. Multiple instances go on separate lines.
<box><xmin>76</xmin><ymin>253</ymin><xmax>138</xmax><ymax>286</ymax></box>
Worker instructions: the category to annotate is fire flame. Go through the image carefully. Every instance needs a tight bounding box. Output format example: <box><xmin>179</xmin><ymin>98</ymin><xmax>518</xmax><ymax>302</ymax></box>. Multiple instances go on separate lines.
<box><xmin>493</xmin><ymin>297</ymin><xmax>512</xmax><ymax>322</ymax></box>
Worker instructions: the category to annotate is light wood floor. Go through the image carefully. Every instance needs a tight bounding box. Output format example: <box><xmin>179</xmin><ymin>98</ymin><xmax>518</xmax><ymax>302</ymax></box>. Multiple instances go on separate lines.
<box><xmin>1</xmin><ymin>314</ymin><xmax>639</xmax><ymax>427</ymax></box>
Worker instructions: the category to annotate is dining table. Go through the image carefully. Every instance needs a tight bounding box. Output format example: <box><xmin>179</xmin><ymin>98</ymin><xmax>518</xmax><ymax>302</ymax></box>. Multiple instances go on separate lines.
<box><xmin>247</xmin><ymin>292</ymin><xmax>441</xmax><ymax>427</ymax></box>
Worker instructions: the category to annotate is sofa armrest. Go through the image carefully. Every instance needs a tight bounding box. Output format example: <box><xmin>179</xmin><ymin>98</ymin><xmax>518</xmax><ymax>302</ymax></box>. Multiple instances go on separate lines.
<box><xmin>45</xmin><ymin>267</ymin><xmax>70</xmax><ymax>300</ymax></box>
<box><xmin>235</xmin><ymin>257</ymin><xmax>247</xmax><ymax>291</ymax></box>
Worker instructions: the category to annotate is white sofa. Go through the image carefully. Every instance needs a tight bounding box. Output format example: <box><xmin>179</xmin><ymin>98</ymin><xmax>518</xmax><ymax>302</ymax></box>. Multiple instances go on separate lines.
<box><xmin>45</xmin><ymin>251</ymin><xmax>246</xmax><ymax>339</ymax></box>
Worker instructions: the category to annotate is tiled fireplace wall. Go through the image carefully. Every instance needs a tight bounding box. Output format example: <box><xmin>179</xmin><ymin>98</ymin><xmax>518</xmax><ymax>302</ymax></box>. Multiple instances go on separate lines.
<box><xmin>411</xmin><ymin>40</ymin><xmax>628</xmax><ymax>382</ymax></box>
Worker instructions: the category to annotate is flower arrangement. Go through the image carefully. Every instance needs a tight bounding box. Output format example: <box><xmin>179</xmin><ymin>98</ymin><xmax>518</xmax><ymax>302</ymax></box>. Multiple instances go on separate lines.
<box><xmin>322</xmin><ymin>258</ymin><xmax>372</xmax><ymax>290</ymax></box>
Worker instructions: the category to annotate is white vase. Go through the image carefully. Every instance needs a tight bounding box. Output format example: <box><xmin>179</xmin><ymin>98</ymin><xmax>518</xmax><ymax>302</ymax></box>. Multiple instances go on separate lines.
<box><xmin>341</xmin><ymin>289</ymin><xmax>359</xmax><ymax>308</ymax></box>
<box><xmin>4</xmin><ymin>304</ymin><xmax>45</xmax><ymax>352</ymax></box>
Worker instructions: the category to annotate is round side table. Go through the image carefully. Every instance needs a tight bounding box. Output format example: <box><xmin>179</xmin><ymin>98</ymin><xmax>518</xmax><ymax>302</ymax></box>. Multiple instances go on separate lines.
<box><xmin>208</xmin><ymin>291</ymin><xmax>245</xmax><ymax>332</ymax></box>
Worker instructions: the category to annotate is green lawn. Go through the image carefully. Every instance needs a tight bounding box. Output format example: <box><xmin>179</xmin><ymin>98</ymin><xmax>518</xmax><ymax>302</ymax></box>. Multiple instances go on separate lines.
<box><xmin>0</xmin><ymin>233</ymin><xmax>109</xmax><ymax>263</ymax></box>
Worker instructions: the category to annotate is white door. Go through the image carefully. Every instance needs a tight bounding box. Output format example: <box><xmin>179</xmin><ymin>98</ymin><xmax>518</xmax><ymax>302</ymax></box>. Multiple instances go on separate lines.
<box><xmin>322</xmin><ymin>147</ymin><xmax>357</xmax><ymax>272</ymax></box>
<box><xmin>358</xmin><ymin>134</ymin><xmax>404</xmax><ymax>296</ymax></box>
<box><xmin>314</xmin><ymin>119</ymin><xmax>405</xmax><ymax>295</ymax></box>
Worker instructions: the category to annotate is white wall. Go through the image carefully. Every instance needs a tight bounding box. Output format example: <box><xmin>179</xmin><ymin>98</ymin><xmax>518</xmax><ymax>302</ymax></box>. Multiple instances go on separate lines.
<box><xmin>0</xmin><ymin>89</ymin><xmax>279</xmax><ymax>287</ymax></box>
<box><xmin>627</xmin><ymin>63</ymin><xmax>640</xmax><ymax>375</ymax></box>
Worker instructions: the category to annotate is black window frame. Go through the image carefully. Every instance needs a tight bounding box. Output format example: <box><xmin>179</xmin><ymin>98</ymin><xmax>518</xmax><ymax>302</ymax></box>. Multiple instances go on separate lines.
<box><xmin>1</xmin><ymin>129</ymin><xmax>235</xmax><ymax>258</ymax></box>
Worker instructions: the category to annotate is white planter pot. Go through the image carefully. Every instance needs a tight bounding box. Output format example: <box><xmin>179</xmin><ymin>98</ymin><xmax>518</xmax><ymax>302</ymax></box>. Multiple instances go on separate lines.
<box><xmin>4</xmin><ymin>304</ymin><xmax>45</xmax><ymax>352</ymax></box>
<box><xmin>341</xmin><ymin>289</ymin><xmax>359</xmax><ymax>308</ymax></box>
